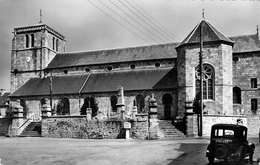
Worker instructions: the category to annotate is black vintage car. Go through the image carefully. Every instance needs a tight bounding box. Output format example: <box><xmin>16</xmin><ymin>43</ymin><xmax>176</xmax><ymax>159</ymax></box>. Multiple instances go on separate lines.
<box><xmin>206</xmin><ymin>124</ymin><xmax>255</xmax><ymax>163</ymax></box>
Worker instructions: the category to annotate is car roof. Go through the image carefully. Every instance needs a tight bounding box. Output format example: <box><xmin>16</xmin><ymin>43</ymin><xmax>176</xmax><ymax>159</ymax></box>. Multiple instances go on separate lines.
<box><xmin>212</xmin><ymin>124</ymin><xmax>247</xmax><ymax>130</ymax></box>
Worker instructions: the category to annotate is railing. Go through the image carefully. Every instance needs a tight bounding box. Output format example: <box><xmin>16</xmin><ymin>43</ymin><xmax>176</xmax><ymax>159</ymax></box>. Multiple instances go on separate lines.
<box><xmin>16</xmin><ymin>113</ymin><xmax>35</xmax><ymax>134</ymax></box>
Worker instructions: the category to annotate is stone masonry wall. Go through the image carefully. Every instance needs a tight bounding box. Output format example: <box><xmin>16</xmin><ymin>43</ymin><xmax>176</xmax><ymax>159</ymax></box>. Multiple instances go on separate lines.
<box><xmin>12</xmin><ymin>89</ymin><xmax>177</xmax><ymax>121</ymax></box>
<box><xmin>0</xmin><ymin>118</ymin><xmax>12</xmax><ymax>136</ymax></box>
<box><xmin>42</xmin><ymin>116</ymin><xmax>149</xmax><ymax>139</ymax></box>
<box><xmin>233</xmin><ymin>52</ymin><xmax>260</xmax><ymax>115</ymax></box>
<box><xmin>177</xmin><ymin>43</ymin><xmax>233</xmax><ymax>116</ymax></box>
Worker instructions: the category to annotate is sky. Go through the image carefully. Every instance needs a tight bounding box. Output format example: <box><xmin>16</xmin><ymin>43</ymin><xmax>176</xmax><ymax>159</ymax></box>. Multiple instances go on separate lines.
<box><xmin>0</xmin><ymin>0</ymin><xmax>260</xmax><ymax>92</ymax></box>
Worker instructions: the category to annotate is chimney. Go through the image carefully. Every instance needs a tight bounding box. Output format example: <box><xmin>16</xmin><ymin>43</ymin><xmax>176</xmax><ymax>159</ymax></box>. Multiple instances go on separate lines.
<box><xmin>0</xmin><ymin>89</ymin><xmax>6</xmax><ymax>96</ymax></box>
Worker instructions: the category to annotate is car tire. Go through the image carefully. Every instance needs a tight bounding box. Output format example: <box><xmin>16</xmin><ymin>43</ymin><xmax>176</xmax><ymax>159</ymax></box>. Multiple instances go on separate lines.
<box><xmin>215</xmin><ymin>145</ymin><xmax>228</xmax><ymax>159</ymax></box>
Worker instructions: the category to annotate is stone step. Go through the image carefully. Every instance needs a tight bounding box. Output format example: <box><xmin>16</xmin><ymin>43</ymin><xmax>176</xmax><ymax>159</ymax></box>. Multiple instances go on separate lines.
<box><xmin>158</xmin><ymin>120</ymin><xmax>186</xmax><ymax>139</ymax></box>
<box><xmin>19</xmin><ymin>121</ymin><xmax>41</xmax><ymax>137</ymax></box>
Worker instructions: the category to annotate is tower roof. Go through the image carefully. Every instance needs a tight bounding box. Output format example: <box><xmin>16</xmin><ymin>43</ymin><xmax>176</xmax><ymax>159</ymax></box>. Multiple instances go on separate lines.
<box><xmin>176</xmin><ymin>19</ymin><xmax>233</xmax><ymax>49</ymax></box>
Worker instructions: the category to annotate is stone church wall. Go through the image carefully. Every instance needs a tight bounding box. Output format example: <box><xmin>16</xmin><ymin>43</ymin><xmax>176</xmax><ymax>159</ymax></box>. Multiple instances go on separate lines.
<box><xmin>233</xmin><ymin>52</ymin><xmax>260</xmax><ymax>115</ymax></box>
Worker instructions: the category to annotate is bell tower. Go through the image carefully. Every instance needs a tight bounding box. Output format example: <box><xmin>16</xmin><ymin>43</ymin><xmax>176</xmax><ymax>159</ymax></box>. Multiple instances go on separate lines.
<box><xmin>176</xmin><ymin>19</ymin><xmax>234</xmax><ymax>116</ymax></box>
<box><xmin>10</xmin><ymin>23</ymin><xmax>66</xmax><ymax>92</ymax></box>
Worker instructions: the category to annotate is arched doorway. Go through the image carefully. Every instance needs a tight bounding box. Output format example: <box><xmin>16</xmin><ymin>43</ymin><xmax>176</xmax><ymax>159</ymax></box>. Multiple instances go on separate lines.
<box><xmin>57</xmin><ymin>98</ymin><xmax>70</xmax><ymax>115</ymax></box>
<box><xmin>80</xmin><ymin>96</ymin><xmax>98</xmax><ymax>117</ymax></box>
<box><xmin>162</xmin><ymin>93</ymin><xmax>173</xmax><ymax>120</ymax></box>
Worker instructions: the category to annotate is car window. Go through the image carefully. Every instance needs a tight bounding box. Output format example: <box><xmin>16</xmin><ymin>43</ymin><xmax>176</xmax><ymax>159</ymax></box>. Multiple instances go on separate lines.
<box><xmin>214</xmin><ymin>129</ymin><xmax>234</xmax><ymax>137</ymax></box>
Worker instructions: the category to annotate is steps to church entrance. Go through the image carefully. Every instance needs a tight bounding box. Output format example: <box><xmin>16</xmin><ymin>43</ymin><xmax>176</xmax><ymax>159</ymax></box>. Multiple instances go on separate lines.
<box><xmin>158</xmin><ymin>120</ymin><xmax>186</xmax><ymax>139</ymax></box>
<box><xmin>19</xmin><ymin>122</ymin><xmax>41</xmax><ymax>137</ymax></box>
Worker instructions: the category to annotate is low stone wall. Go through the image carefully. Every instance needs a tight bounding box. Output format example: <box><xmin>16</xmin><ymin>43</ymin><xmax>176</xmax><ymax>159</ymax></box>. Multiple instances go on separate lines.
<box><xmin>247</xmin><ymin>115</ymin><xmax>260</xmax><ymax>135</ymax></box>
<box><xmin>202</xmin><ymin>115</ymin><xmax>247</xmax><ymax>136</ymax></box>
<box><xmin>0</xmin><ymin>118</ymin><xmax>12</xmax><ymax>136</ymax></box>
<box><xmin>42</xmin><ymin>115</ymin><xmax>149</xmax><ymax>139</ymax></box>
<box><xmin>186</xmin><ymin>114</ymin><xmax>260</xmax><ymax>137</ymax></box>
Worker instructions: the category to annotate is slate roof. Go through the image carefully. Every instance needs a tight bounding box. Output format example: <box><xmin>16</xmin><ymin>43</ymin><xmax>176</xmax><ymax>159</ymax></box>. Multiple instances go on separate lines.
<box><xmin>47</xmin><ymin>43</ymin><xmax>179</xmax><ymax>69</ymax></box>
<box><xmin>229</xmin><ymin>34</ymin><xmax>260</xmax><ymax>53</ymax></box>
<box><xmin>10</xmin><ymin>68</ymin><xmax>177</xmax><ymax>97</ymax></box>
<box><xmin>10</xmin><ymin>75</ymin><xmax>88</xmax><ymax>97</ymax></box>
<box><xmin>176</xmin><ymin>19</ymin><xmax>233</xmax><ymax>49</ymax></box>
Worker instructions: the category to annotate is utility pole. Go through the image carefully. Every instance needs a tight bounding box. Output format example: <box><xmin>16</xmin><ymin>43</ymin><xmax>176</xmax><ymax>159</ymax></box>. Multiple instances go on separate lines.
<box><xmin>50</xmin><ymin>76</ymin><xmax>53</xmax><ymax>110</ymax></box>
<box><xmin>198</xmin><ymin>17</ymin><xmax>204</xmax><ymax>137</ymax></box>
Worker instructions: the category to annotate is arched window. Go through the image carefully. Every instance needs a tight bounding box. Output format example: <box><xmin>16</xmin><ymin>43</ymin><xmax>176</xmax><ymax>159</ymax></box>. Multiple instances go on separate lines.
<box><xmin>25</xmin><ymin>34</ymin><xmax>29</xmax><ymax>48</ymax></box>
<box><xmin>56</xmin><ymin>98</ymin><xmax>70</xmax><ymax>115</ymax></box>
<box><xmin>110</xmin><ymin>95</ymin><xmax>118</xmax><ymax>112</ymax></box>
<box><xmin>233</xmin><ymin>87</ymin><xmax>241</xmax><ymax>104</ymax></box>
<box><xmin>31</xmin><ymin>34</ymin><xmax>34</xmax><ymax>47</ymax></box>
<box><xmin>134</xmin><ymin>94</ymin><xmax>145</xmax><ymax>113</ymax></box>
<box><xmin>80</xmin><ymin>96</ymin><xmax>98</xmax><ymax>117</ymax></box>
<box><xmin>195</xmin><ymin>64</ymin><xmax>215</xmax><ymax>100</ymax></box>
<box><xmin>52</xmin><ymin>37</ymin><xmax>55</xmax><ymax>50</ymax></box>
<box><xmin>56</xmin><ymin>39</ymin><xmax>59</xmax><ymax>51</ymax></box>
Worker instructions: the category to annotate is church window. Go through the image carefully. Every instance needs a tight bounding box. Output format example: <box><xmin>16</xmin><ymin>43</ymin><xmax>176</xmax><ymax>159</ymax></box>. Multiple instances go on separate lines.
<box><xmin>130</xmin><ymin>64</ymin><xmax>136</xmax><ymax>70</ymax></box>
<box><xmin>251</xmin><ymin>78</ymin><xmax>257</xmax><ymax>88</ymax></box>
<box><xmin>56</xmin><ymin>39</ymin><xmax>59</xmax><ymax>51</ymax></box>
<box><xmin>63</xmin><ymin>70</ymin><xmax>68</xmax><ymax>74</ymax></box>
<box><xmin>110</xmin><ymin>95</ymin><xmax>118</xmax><ymax>112</ymax></box>
<box><xmin>251</xmin><ymin>98</ymin><xmax>258</xmax><ymax>112</ymax></box>
<box><xmin>107</xmin><ymin>66</ymin><xmax>113</xmax><ymax>71</ymax></box>
<box><xmin>134</xmin><ymin>94</ymin><xmax>145</xmax><ymax>113</ymax></box>
<box><xmin>80</xmin><ymin>96</ymin><xmax>99</xmax><ymax>116</ymax></box>
<box><xmin>52</xmin><ymin>37</ymin><xmax>55</xmax><ymax>50</ymax></box>
<box><xmin>56</xmin><ymin>98</ymin><xmax>70</xmax><ymax>115</ymax></box>
<box><xmin>25</xmin><ymin>34</ymin><xmax>29</xmax><ymax>48</ymax></box>
<box><xmin>31</xmin><ymin>34</ymin><xmax>34</xmax><ymax>47</ymax></box>
<box><xmin>20</xmin><ymin>99</ymin><xmax>27</xmax><ymax>118</ymax></box>
<box><xmin>233</xmin><ymin>87</ymin><xmax>241</xmax><ymax>104</ymax></box>
<box><xmin>195</xmin><ymin>64</ymin><xmax>215</xmax><ymax>100</ymax></box>
<box><xmin>155</xmin><ymin>62</ymin><xmax>161</xmax><ymax>68</ymax></box>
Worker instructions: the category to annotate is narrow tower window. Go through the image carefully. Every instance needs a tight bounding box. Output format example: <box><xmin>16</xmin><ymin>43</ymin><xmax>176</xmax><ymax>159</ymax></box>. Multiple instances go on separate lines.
<box><xmin>52</xmin><ymin>37</ymin><xmax>55</xmax><ymax>50</ymax></box>
<box><xmin>56</xmin><ymin>39</ymin><xmax>59</xmax><ymax>51</ymax></box>
<box><xmin>31</xmin><ymin>34</ymin><xmax>34</xmax><ymax>47</ymax></box>
<box><xmin>25</xmin><ymin>34</ymin><xmax>29</xmax><ymax>48</ymax></box>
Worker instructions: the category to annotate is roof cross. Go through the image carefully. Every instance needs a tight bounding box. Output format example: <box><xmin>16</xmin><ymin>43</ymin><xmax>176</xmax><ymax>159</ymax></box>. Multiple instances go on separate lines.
<box><xmin>202</xmin><ymin>8</ymin><xmax>205</xmax><ymax>19</ymax></box>
<box><xmin>39</xmin><ymin>9</ymin><xmax>43</xmax><ymax>24</ymax></box>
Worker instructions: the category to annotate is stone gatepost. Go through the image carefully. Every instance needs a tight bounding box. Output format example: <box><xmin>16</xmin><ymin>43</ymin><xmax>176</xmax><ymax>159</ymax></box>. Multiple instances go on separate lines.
<box><xmin>86</xmin><ymin>108</ymin><xmax>92</xmax><ymax>121</ymax></box>
<box><xmin>41</xmin><ymin>99</ymin><xmax>52</xmax><ymax>137</ymax></box>
<box><xmin>184</xmin><ymin>101</ymin><xmax>195</xmax><ymax>137</ymax></box>
<box><xmin>116</xmin><ymin>86</ymin><xmax>125</xmax><ymax>120</ymax></box>
<box><xmin>148</xmin><ymin>93</ymin><xmax>160</xmax><ymax>140</ymax></box>
<box><xmin>97</xmin><ymin>110</ymin><xmax>103</xmax><ymax>120</ymax></box>
<box><xmin>11</xmin><ymin>100</ymin><xmax>24</xmax><ymax>136</ymax></box>
<box><xmin>132</xmin><ymin>106</ymin><xmax>137</xmax><ymax>120</ymax></box>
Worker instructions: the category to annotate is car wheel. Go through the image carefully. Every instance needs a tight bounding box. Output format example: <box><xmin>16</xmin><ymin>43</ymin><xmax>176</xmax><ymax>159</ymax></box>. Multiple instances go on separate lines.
<box><xmin>215</xmin><ymin>145</ymin><xmax>228</xmax><ymax>159</ymax></box>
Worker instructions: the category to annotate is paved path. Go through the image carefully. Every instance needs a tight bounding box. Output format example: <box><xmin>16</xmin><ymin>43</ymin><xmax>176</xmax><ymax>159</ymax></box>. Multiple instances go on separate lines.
<box><xmin>0</xmin><ymin>137</ymin><xmax>259</xmax><ymax>165</ymax></box>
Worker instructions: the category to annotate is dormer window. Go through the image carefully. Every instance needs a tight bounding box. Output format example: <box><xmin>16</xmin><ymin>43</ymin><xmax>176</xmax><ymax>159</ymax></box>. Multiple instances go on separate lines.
<box><xmin>107</xmin><ymin>66</ymin><xmax>113</xmax><ymax>71</ymax></box>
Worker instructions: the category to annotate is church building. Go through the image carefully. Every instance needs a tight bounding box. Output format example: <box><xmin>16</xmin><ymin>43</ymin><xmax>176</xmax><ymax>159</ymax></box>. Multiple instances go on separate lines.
<box><xmin>8</xmin><ymin>19</ymin><xmax>260</xmax><ymax>129</ymax></box>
